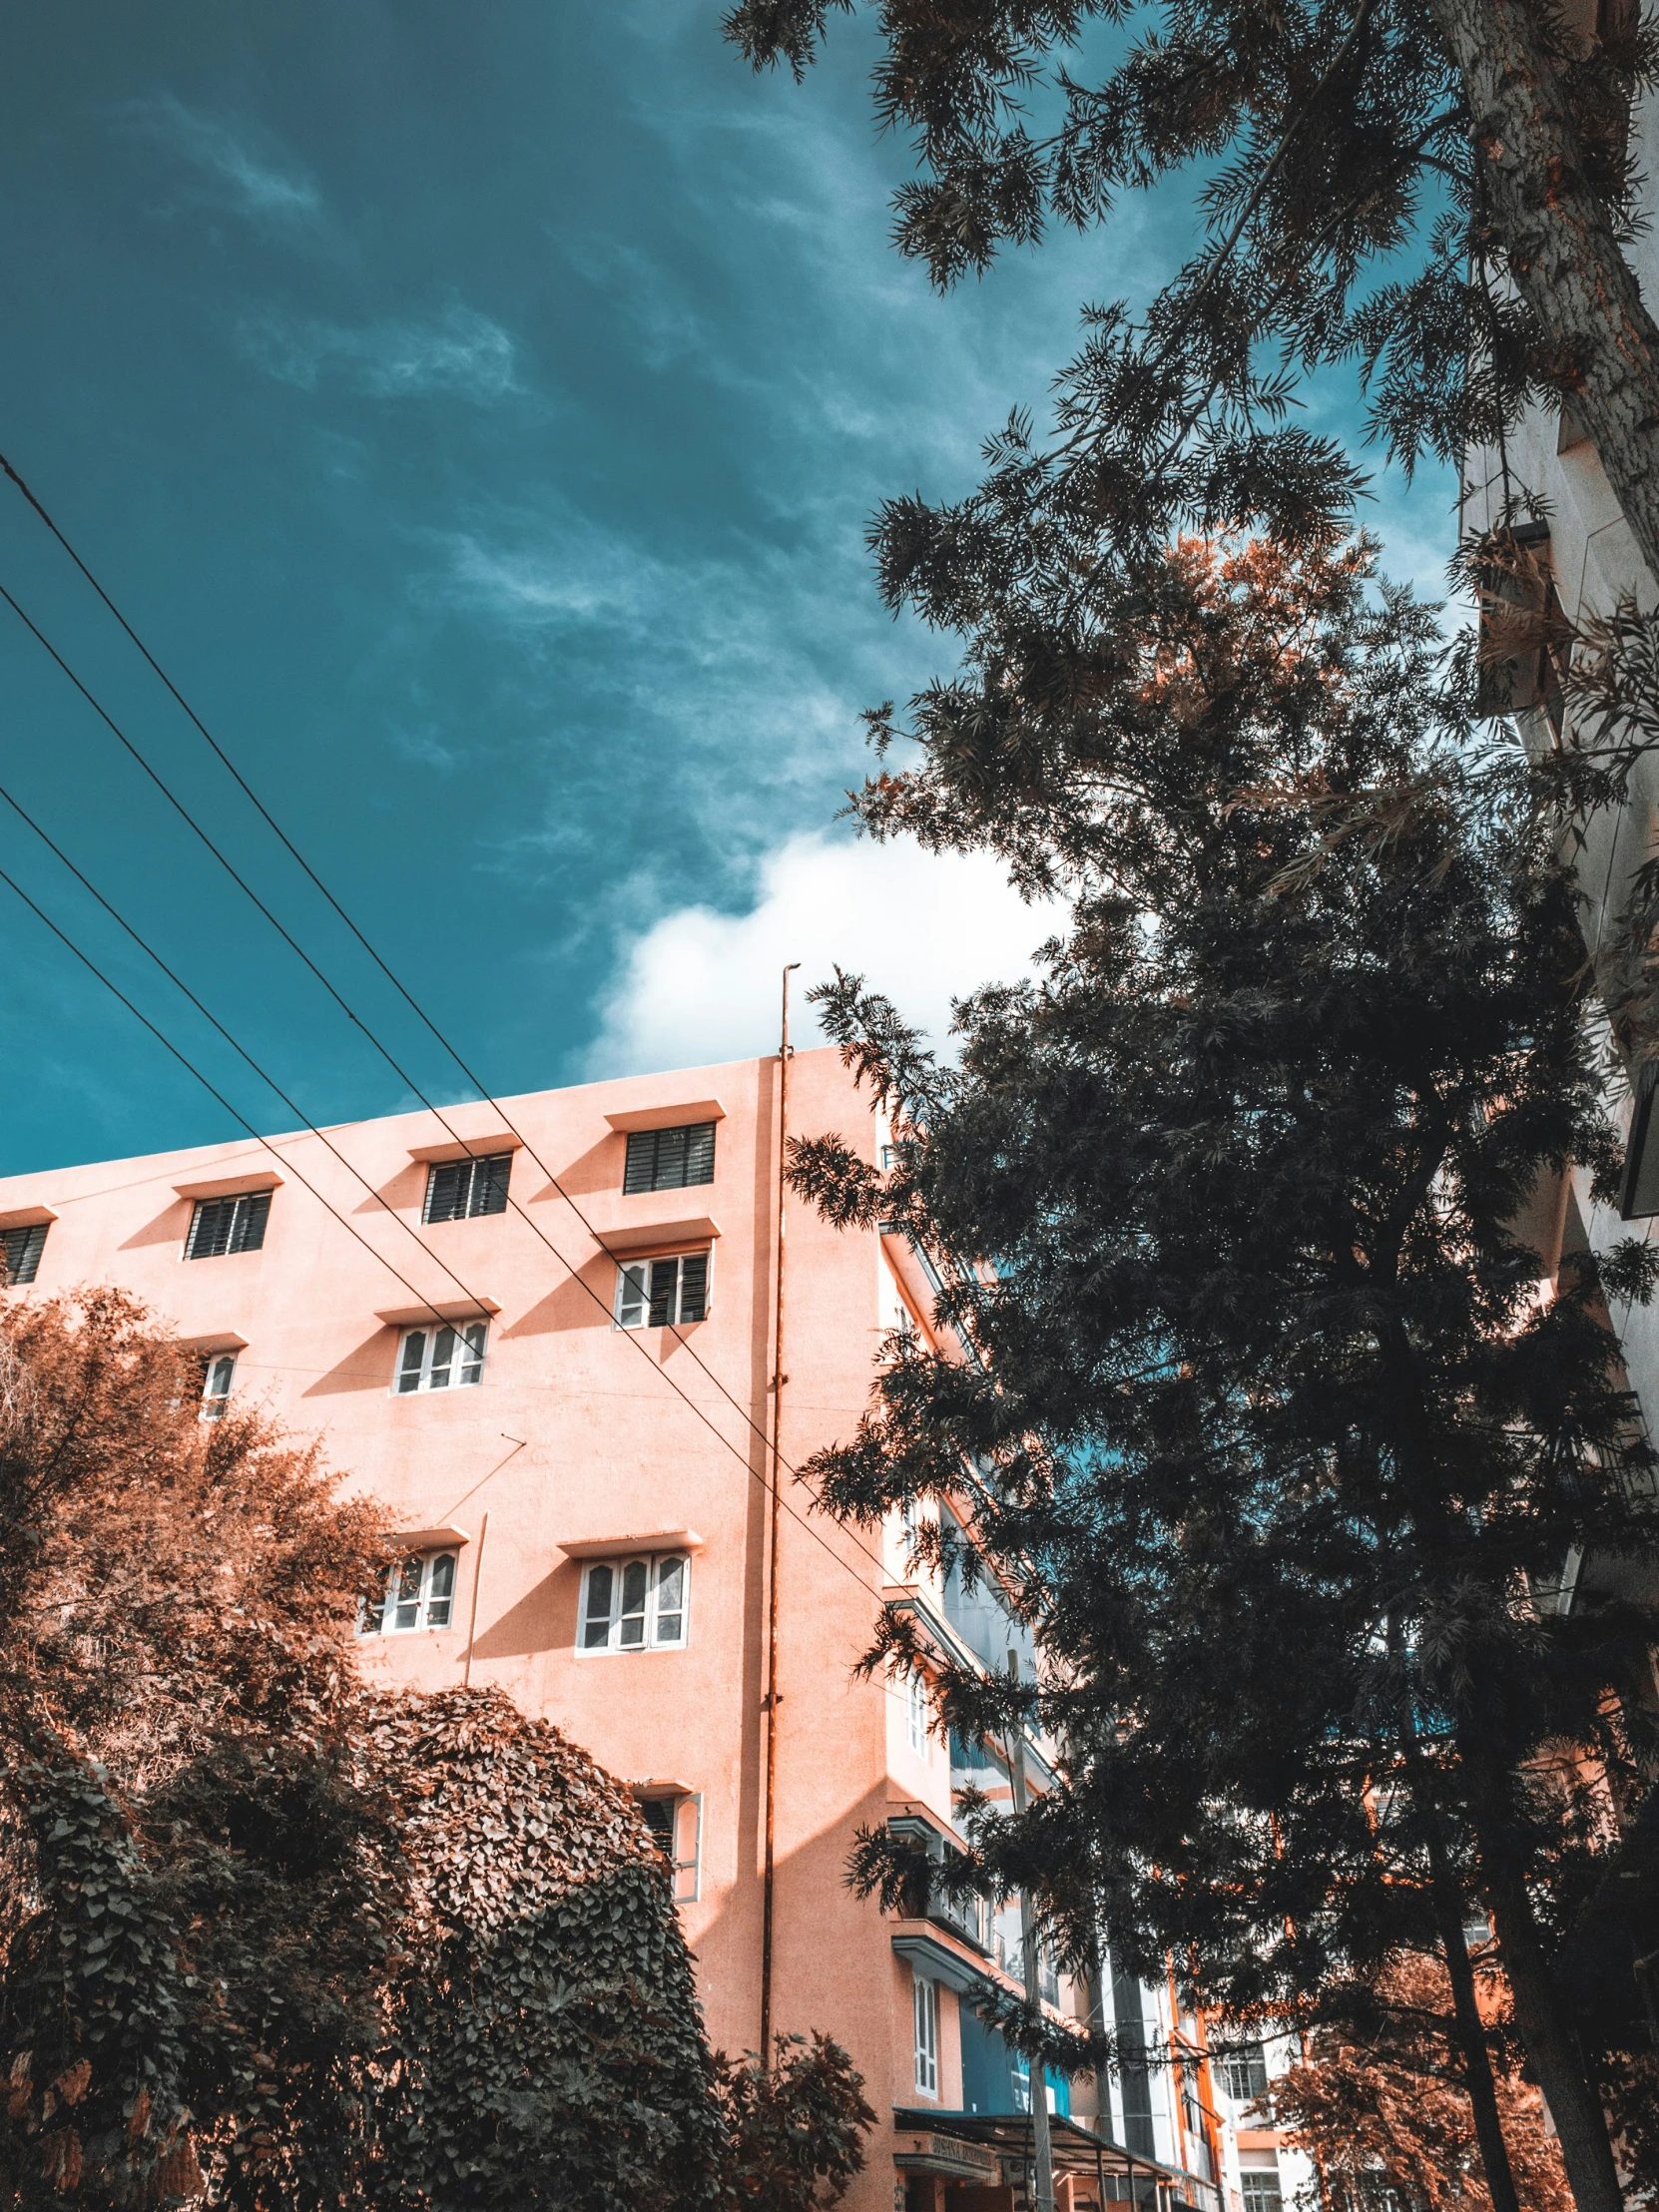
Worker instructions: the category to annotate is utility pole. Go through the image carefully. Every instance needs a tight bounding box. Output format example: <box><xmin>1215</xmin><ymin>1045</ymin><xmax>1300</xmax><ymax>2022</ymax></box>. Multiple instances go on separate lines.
<box><xmin>1007</xmin><ymin>1651</ymin><xmax>1056</xmax><ymax>2212</ymax></box>
<box><xmin>759</xmin><ymin>961</ymin><xmax>799</xmax><ymax>2064</ymax></box>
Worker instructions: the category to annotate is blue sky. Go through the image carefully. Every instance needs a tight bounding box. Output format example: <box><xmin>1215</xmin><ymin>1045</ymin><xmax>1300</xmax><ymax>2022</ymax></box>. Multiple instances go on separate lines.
<box><xmin>0</xmin><ymin>2</ymin><xmax>1457</xmax><ymax>1175</ymax></box>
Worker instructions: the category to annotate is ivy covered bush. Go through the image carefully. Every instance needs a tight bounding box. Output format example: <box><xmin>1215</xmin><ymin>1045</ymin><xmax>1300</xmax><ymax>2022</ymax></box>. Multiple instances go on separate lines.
<box><xmin>0</xmin><ymin>1294</ymin><xmax>870</xmax><ymax>2212</ymax></box>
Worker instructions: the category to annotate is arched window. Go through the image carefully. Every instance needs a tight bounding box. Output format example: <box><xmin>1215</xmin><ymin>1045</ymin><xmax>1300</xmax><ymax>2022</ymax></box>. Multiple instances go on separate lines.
<box><xmin>360</xmin><ymin>1550</ymin><xmax>457</xmax><ymax>1635</ymax></box>
<box><xmin>579</xmin><ymin>1552</ymin><xmax>691</xmax><ymax>1652</ymax></box>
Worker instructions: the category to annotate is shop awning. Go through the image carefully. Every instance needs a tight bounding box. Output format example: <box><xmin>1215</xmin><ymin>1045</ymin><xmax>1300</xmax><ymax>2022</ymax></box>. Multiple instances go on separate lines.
<box><xmin>891</xmin><ymin>2107</ymin><xmax>1198</xmax><ymax>2196</ymax></box>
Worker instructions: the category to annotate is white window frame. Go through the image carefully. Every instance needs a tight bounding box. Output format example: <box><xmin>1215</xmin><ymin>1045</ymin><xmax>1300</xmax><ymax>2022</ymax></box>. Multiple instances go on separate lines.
<box><xmin>612</xmin><ymin>1249</ymin><xmax>712</xmax><ymax>1330</ymax></box>
<box><xmin>1241</xmin><ymin>2171</ymin><xmax>1284</xmax><ymax>2212</ymax></box>
<box><xmin>578</xmin><ymin>1551</ymin><xmax>691</xmax><ymax>1654</ymax></box>
<box><xmin>393</xmin><ymin>1320</ymin><xmax>488</xmax><ymax>1394</ymax></box>
<box><xmin>360</xmin><ymin>1549</ymin><xmax>458</xmax><ymax>1636</ymax></box>
<box><xmin>912</xmin><ymin>1972</ymin><xmax>940</xmax><ymax>2098</ymax></box>
<box><xmin>906</xmin><ymin>1669</ymin><xmax>931</xmax><ymax>1759</ymax></box>
<box><xmin>200</xmin><ymin>1353</ymin><xmax>237</xmax><ymax>1420</ymax></box>
<box><xmin>637</xmin><ymin>1791</ymin><xmax>703</xmax><ymax>1904</ymax></box>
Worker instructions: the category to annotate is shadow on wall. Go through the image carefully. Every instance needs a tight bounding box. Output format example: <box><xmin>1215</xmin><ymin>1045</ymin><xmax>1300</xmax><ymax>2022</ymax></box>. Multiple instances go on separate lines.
<box><xmin>351</xmin><ymin>1163</ymin><xmax>427</xmax><ymax>1218</ymax></box>
<box><xmin>118</xmin><ymin>1199</ymin><xmax>192</xmax><ymax>1251</ymax></box>
<box><xmin>531</xmin><ymin>1133</ymin><xmax>624</xmax><ymax>1202</ymax></box>
<box><xmin>466</xmin><ymin>1566</ymin><xmax>572</xmax><ymax>1663</ymax></box>
<box><xmin>500</xmin><ymin>1259</ymin><xmax>618</xmax><ymax>1338</ymax></box>
<box><xmin>302</xmin><ymin>1330</ymin><xmax>396</xmax><ymax>1396</ymax></box>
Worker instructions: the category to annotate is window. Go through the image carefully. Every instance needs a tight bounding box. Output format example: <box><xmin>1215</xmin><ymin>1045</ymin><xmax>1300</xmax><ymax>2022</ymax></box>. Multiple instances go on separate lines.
<box><xmin>906</xmin><ymin>1670</ymin><xmax>931</xmax><ymax>1758</ymax></box>
<box><xmin>395</xmin><ymin>1321</ymin><xmax>487</xmax><ymax>1393</ymax></box>
<box><xmin>0</xmin><ymin>1222</ymin><xmax>48</xmax><ymax>1286</ymax></box>
<box><xmin>912</xmin><ymin>1972</ymin><xmax>939</xmax><ymax>2097</ymax></box>
<box><xmin>186</xmin><ymin>1190</ymin><xmax>271</xmax><ymax>1260</ymax></box>
<box><xmin>1623</xmin><ymin>1061</ymin><xmax>1659</xmax><ymax>1217</ymax></box>
<box><xmin>423</xmin><ymin>1152</ymin><xmax>512</xmax><ymax>1223</ymax></box>
<box><xmin>638</xmin><ymin>1793</ymin><xmax>703</xmax><ymax>1904</ymax></box>
<box><xmin>360</xmin><ymin>1550</ymin><xmax>457</xmax><ymax>1635</ymax></box>
<box><xmin>1242</xmin><ymin>2173</ymin><xmax>1284</xmax><ymax>2212</ymax></box>
<box><xmin>579</xmin><ymin>1552</ymin><xmax>690</xmax><ymax>1652</ymax></box>
<box><xmin>199</xmin><ymin>1354</ymin><xmax>237</xmax><ymax>1420</ymax></box>
<box><xmin>1220</xmin><ymin>2042</ymin><xmax>1270</xmax><ymax>2103</ymax></box>
<box><xmin>614</xmin><ymin>1251</ymin><xmax>709</xmax><ymax>1328</ymax></box>
<box><xmin>623</xmin><ymin>1121</ymin><xmax>716</xmax><ymax>1193</ymax></box>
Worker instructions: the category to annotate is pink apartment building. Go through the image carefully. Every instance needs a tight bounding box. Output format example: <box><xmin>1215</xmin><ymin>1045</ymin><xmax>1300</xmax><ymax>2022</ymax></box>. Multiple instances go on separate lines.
<box><xmin>0</xmin><ymin>1047</ymin><xmax>1254</xmax><ymax>2212</ymax></box>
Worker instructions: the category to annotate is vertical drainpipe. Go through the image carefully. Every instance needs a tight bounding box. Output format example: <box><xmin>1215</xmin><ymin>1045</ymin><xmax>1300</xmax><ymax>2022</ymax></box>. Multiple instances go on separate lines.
<box><xmin>1008</xmin><ymin>1652</ymin><xmax>1057</xmax><ymax>2212</ymax></box>
<box><xmin>462</xmin><ymin>1510</ymin><xmax>490</xmax><ymax>1689</ymax></box>
<box><xmin>759</xmin><ymin>961</ymin><xmax>799</xmax><ymax>2063</ymax></box>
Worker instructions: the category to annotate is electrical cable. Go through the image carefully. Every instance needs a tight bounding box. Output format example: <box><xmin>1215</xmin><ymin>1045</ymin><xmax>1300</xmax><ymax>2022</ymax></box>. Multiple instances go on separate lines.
<box><xmin>0</xmin><ymin>853</ymin><xmax>888</xmax><ymax>1604</ymax></box>
<box><xmin>0</xmin><ymin>775</ymin><xmax>500</xmax><ymax>1325</ymax></box>
<box><xmin>0</xmin><ymin>866</ymin><xmax>493</xmax><ymax>1346</ymax></box>
<box><xmin>0</xmin><ymin>474</ymin><xmax>897</xmax><ymax>1589</ymax></box>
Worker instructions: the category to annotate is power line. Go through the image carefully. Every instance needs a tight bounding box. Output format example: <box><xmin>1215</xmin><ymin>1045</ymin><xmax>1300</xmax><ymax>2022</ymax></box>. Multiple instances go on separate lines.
<box><xmin>0</xmin><ymin>468</ymin><xmax>897</xmax><ymax>1589</ymax></box>
<box><xmin>0</xmin><ymin>855</ymin><xmax>888</xmax><ymax>1607</ymax></box>
<box><xmin>0</xmin><ymin>775</ymin><xmax>498</xmax><ymax>1325</ymax></box>
<box><xmin>0</xmin><ymin>867</ymin><xmax>487</xmax><ymax>1347</ymax></box>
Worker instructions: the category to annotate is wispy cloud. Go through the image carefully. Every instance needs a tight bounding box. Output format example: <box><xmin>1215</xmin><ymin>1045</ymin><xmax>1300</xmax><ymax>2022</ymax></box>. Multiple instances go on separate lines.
<box><xmin>126</xmin><ymin>94</ymin><xmax>322</xmax><ymax>229</ymax></box>
<box><xmin>424</xmin><ymin>500</ymin><xmax>897</xmax><ymax>892</ymax></box>
<box><xmin>238</xmin><ymin>303</ymin><xmax>524</xmax><ymax>402</ymax></box>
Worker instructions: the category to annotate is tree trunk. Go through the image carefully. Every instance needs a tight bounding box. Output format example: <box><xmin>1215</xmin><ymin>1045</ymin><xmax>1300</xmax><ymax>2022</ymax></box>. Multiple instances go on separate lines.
<box><xmin>1427</xmin><ymin>0</ymin><xmax>1659</xmax><ymax>583</ymax></box>
<box><xmin>1482</xmin><ymin>1857</ymin><xmax>1627</xmax><ymax>2212</ymax></box>
<box><xmin>1394</xmin><ymin>1654</ymin><xmax>1523</xmax><ymax>2212</ymax></box>
<box><xmin>1423</xmin><ymin>1825</ymin><xmax>1524</xmax><ymax>2212</ymax></box>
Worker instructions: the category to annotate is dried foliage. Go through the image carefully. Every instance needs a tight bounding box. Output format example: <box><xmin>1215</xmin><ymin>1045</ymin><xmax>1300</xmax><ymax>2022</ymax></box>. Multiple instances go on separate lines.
<box><xmin>1269</xmin><ymin>1954</ymin><xmax>1570</xmax><ymax>2212</ymax></box>
<box><xmin>0</xmin><ymin>1294</ymin><xmax>872</xmax><ymax>2212</ymax></box>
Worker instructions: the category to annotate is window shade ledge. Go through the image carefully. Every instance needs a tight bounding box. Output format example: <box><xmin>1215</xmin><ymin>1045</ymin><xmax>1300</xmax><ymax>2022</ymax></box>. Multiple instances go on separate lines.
<box><xmin>604</xmin><ymin>1099</ymin><xmax>726</xmax><ymax>1132</ymax></box>
<box><xmin>174</xmin><ymin>1171</ymin><xmax>282</xmax><ymax>1201</ymax></box>
<box><xmin>600</xmin><ymin>1216</ymin><xmax>720</xmax><ymax>1256</ymax></box>
<box><xmin>559</xmin><ymin>1528</ymin><xmax>705</xmax><ymax>1558</ymax></box>
<box><xmin>375</xmin><ymin>1297</ymin><xmax>501</xmax><ymax>1328</ymax></box>
<box><xmin>407</xmin><ymin>1134</ymin><xmax>524</xmax><ymax>1164</ymax></box>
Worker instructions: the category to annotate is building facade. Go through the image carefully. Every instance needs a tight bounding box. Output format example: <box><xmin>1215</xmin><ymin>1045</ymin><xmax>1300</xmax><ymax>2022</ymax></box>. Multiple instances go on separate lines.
<box><xmin>0</xmin><ymin>1046</ymin><xmax>1277</xmax><ymax>2212</ymax></box>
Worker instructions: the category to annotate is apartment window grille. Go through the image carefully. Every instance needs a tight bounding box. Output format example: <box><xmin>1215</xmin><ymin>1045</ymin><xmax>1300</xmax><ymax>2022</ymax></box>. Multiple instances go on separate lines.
<box><xmin>580</xmin><ymin>1552</ymin><xmax>689</xmax><ymax>1653</ymax></box>
<box><xmin>395</xmin><ymin>1321</ymin><xmax>487</xmax><ymax>1393</ymax></box>
<box><xmin>199</xmin><ymin>1354</ymin><xmax>237</xmax><ymax>1420</ymax></box>
<box><xmin>1220</xmin><ymin>2042</ymin><xmax>1270</xmax><ymax>2103</ymax></box>
<box><xmin>623</xmin><ymin>1121</ymin><xmax>716</xmax><ymax>1193</ymax></box>
<box><xmin>0</xmin><ymin>1222</ymin><xmax>48</xmax><ymax>1286</ymax></box>
<box><xmin>423</xmin><ymin>1152</ymin><xmax>512</xmax><ymax>1223</ymax></box>
<box><xmin>1623</xmin><ymin>1061</ymin><xmax>1659</xmax><ymax>1217</ymax></box>
<box><xmin>1039</xmin><ymin>1942</ymin><xmax>1060</xmax><ymax>2006</ymax></box>
<box><xmin>912</xmin><ymin>1973</ymin><xmax>939</xmax><ymax>2097</ymax></box>
<box><xmin>1241</xmin><ymin>2174</ymin><xmax>1284</xmax><ymax>2212</ymax></box>
<box><xmin>614</xmin><ymin>1251</ymin><xmax>709</xmax><ymax>1329</ymax></box>
<box><xmin>360</xmin><ymin>1550</ymin><xmax>457</xmax><ymax>1636</ymax></box>
<box><xmin>638</xmin><ymin>1792</ymin><xmax>703</xmax><ymax>1904</ymax></box>
<box><xmin>906</xmin><ymin>1670</ymin><xmax>930</xmax><ymax>1758</ymax></box>
<box><xmin>1181</xmin><ymin>2081</ymin><xmax>1218</xmax><ymax>2183</ymax></box>
<box><xmin>186</xmin><ymin>1190</ymin><xmax>271</xmax><ymax>1259</ymax></box>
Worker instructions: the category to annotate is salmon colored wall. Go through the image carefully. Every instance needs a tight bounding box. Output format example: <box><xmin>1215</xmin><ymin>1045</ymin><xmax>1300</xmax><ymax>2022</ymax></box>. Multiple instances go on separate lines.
<box><xmin>0</xmin><ymin>1048</ymin><xmax>925</xmax><ymax>2212</ymax></box>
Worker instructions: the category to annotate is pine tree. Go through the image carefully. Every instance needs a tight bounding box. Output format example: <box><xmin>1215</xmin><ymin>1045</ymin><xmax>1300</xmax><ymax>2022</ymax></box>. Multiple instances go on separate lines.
<box><xmin>782</xmin><ymin>538</ymin><xmax>1659</xmax><ymax>2212</ymax></box>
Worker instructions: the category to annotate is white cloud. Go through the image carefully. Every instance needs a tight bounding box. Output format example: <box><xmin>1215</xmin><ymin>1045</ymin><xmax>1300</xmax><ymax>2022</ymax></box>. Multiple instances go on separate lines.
<box><xmin>583</xmin><ymin>830</ymin><xmax>1058</xmax><ymax>1078</ymax></box>
<box><xmin>239</xmin><ymin>303</ymin><xmax>522</xmax><ymax>402</ymax></box>
<box><xmin>127</xmin><ymin>95</ymin><xmax>322</xmax><ymax>228</ymax></box>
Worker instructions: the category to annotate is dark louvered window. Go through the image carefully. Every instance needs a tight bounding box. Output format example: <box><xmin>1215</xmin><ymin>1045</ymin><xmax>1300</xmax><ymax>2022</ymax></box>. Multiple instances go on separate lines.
<box><xmin>614</xmin><ymin>1251</ymin><xmax>710</xmax><ymax>1329</ymax></box>
<box><xmin>623</xmin><ymin>1122</ymin><xmax>715</xmax><ymax>1194</ymax></box>
<box><xmin>0</xmin><ymin>1222</ymin><xmax>48</xmax><ymax>1286</ymax></box>
<box><xmin>423</xmin><ymin>1152</ymin><xmax>512</xmax><ymax>1224</ymax></box>
<box><xmin>186</xmin><ymin>1191</ymin><xmax>271</xmax><ymax>1260</ymax></box>
<box><xmin>1623</xmin><ymin>1062</ymin><xmax>1659</xmax><ymax>1218</ymax></box>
